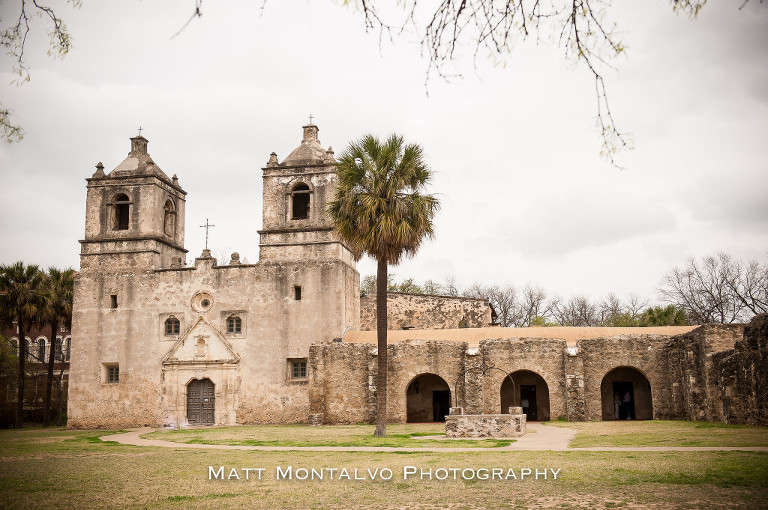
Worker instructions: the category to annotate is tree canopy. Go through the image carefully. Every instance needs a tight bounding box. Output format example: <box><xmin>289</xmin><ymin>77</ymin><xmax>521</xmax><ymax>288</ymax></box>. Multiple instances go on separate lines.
<box><xmin>328</xmin><ymin>133</ymin><xmax>439</xmax><ymax>436</ymax></box>
<box><xmin>0</xmin><ymin>261</ymin><xmax>44</xmax><ymax>427</ymax></box>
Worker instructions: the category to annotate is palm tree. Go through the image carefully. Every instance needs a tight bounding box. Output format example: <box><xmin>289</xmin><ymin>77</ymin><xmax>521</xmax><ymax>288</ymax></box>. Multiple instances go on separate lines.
<box><xmin>328</xmin><ymin>134</ymin><xmax>439</xmax><ymax>437</ymax></box>
<box><xmin>41</xmin><ymin>267</ymin><xmax>75</xmax><ymax>427</ymax></box>
<box><xmin>0</xmin><ymin>261</ymin><xmax>44</xmax><ymax>428</ymax></box>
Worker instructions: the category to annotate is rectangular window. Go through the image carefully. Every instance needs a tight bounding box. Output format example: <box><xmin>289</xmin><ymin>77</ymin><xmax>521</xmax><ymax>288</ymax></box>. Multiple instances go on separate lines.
<box><xmin>105</xmin><ymin>364</ymin><xmax>119</xmax><ymax>383</ymax></box>
<box><xmin>291</xmin><ymin>360</ymin><xmax>307</xmax><ymax>379</ymax></box>
<box><xmin>110</xmin><ymin>295</ymin><xmax>118</xmax><ymax>309</ymax></box>
<box><xmin>227</xmin><ymin>316</ymin><xmax>242</xmax><ymax>334</ymax></box>
<box><xmin>165</xmin><ymin>318</ymin><xmax>180</xmax><ymax>335</ymax></box>
<box><xmin>294</xmin><ymin>285</ymin><xmax>302</xmax><ymax>301</ymax></box>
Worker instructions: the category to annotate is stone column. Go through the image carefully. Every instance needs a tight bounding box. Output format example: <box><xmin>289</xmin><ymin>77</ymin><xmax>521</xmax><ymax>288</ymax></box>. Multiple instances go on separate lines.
<box><xmin>464</xmin><ymin>349</ymin><xmax>484</xmax><ymax>414</ymax></box>
<box><xmin>564</xmin><ymin>346</ymin><xmax>586</xmax><ymax>421</ymax></box>
<box><xmin>307</xmin><ymin>345</ymin><xmax>326</xmax><ymax>420</ymax></box>
<box><xmin>366</xmin><ymin>348</ymin><xmax>378</xmax><ymax>423</ymax></box>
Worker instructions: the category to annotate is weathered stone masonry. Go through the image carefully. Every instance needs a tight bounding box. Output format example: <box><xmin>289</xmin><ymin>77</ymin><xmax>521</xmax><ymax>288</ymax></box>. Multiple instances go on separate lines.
<box><xmin>308</xmin><ymin>318</ymin><xmax>766</xmax><ymax>425</ymax></box>
<box><xmin>68</xmin><ymin>124</ymin><xmax>766</xmax><ymax>429</ymax></box>
<box><xmin>360</xmin><ymin>292</ymin><xmax>493</xmax><ymax>331</ymax></box>
<box><xmin>69</xmin><ymin>125</ymin><xmax>359</xmax><ymax>429</ymax></box>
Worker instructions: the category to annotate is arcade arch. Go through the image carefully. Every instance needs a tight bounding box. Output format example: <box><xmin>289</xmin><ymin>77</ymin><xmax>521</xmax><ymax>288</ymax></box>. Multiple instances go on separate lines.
<box><xmin>406</xmin><ymin>373</ymin><xmax>451</xmax><ymax>423</ymax></box>
<box><xmin>500</xmin><ymin>370</ymin><xmax>550</xmax><ymax>421</ymax></box>
<box><xmin>601</xmin><ymin>366</ymin><xmax>653</xmax><ymax>420</ymax></box>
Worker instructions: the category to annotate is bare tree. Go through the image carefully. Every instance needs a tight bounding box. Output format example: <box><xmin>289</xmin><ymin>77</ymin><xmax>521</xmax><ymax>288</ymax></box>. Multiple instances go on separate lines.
<box><xmin>461</xmin><ymin>281</ymin><xmax>487</xmax><ymax>299</ymax></box>
<box><xmin>598</xmin><ymin>293</ymin><xmax>623</xmax><ymax>325</ymax></box>
<box><xmin>442</xmin><ymin>274</ymin><xmax>459</xmax><ymax>297</ymax></box>
<box><xmin>422</xmin><ymin>279</ymin><xmax>443</xmax><ymax>295</ymax></box>
<box><xmin>659</xmin><ymin>253</ymin><xmax>767</xmax><ymax>324</ymax></box>
<box><xmin>519</xmin><ymin>285</ymin><xmax>553</xmax><ymax>326</ymax></box>
<box><xmin>340</xmin><ymin>0</ymin><xmax>716</xmax><ymax>167</ymax></box>
<box><xmin>552</xmin><ymin>295</ymin><xmax>599</xmax><ymax>326</ymax></box>
<box><xmin>728</xmin><ymin>259</ymin><xmax>768</xmax><ymax>317</ymax></box>
<box><xmin>625</xmin><ymin>293</ymin><xmax>650</xmax><ymax>318</ymax></box>
<box><xmin>1</xmin><ymin>0</ymin><xmax>80</xmax><ymax>141</ymax></box>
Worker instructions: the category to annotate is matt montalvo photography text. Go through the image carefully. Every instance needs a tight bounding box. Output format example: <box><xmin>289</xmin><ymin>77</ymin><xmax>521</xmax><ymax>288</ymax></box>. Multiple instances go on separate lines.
<box><xmin>208</xmin><ymin>465</ymin><xmax>562</xmax><ymax>482</ymax></box>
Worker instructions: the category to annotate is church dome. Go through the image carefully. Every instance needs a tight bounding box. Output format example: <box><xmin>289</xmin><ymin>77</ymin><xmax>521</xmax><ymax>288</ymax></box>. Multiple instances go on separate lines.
<box><xmin>106</xmin><ymin>135</ymin><xmax>171</xmax><ymax>180</ymax></box>
<box><xmin>281</xmin><ymin>124</ymin><xmax>327</xmax><ymax>166</ymax></box>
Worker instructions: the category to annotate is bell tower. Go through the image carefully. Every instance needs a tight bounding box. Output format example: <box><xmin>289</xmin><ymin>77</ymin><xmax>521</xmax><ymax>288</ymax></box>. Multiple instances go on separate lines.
<box><xmin>80</xmin><ymin>135</ymin><xmax>187</xmax><ymax>270</ymax></box>
<box><xmin>259</xmin><ymin>123</ymin><xmax>351</xmax><ymax>263</ymax></box>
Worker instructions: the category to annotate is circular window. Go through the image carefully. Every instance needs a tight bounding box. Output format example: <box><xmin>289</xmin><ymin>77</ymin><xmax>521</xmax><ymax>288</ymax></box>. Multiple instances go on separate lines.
<box><xmin>192</xmin><ymin>292</ymin><xmax>214</xmax><ymax>312</ymax></box>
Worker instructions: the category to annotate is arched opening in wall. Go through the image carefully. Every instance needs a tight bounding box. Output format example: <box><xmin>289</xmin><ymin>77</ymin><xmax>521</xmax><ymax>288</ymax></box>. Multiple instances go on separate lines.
<box><xmin>36</xmin><ymin>338</ymin><xmax>46</xmax><ymax>362</ymax></box>
<box><xmin>54</xmin><ymin>337</ymin><xmax>63</xmax><ymax>361</ymax></box>
<box><xmin>500</xmin><ymin>370</ymin><xmax>550</xmax><ymax>421</ymax></box>
<box><xmin>601</xmin><ymin>366</ymin><xmax>653</xmax><ymax>420</ymax></box>
<box><xmin>187</xmin><ymin>378</ymin><xmax>215</xmax><ymax>426</ymax></box>
<box><xmin>291</xmin><ymin>183</ymin><xmax>310</xmax><ymax>220</ymax></box>
<box><xmin>163</xmin><ymin>200</ymin><xmax>176</xmax><ymax>236</ymax></box>
<box><xmin>406</xmin><ymin>374</ymin><xmax>451</xmax><ymax>423</ymax></box>
<box><xmin>113</xmin><ymin>194</ymin><xmax>130</xmax><ymax>230</ymax></box>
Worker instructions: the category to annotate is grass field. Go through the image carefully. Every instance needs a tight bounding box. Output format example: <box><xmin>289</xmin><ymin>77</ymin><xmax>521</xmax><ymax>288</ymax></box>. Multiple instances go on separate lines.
<box><xmin>143</xmin><ymin>423</ymin><xmax>514</xmax><ymax>448</ymax></box>
<box><xmin>544</xmin><ymin>420</ymin><xmax>768</xmax><ymax>448</ymax></box>
<box><xmin>1</xmin><ymin>423</ymin><xmax>767</xmax><ymax>509</ymax></box>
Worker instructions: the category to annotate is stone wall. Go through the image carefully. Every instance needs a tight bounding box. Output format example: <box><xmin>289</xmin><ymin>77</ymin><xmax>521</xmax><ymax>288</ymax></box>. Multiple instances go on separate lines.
<box><xmin>578</xmin><ymin>335</ymin><xmax>679</xmax><ymax>421</ymax></box>
<box><xmin>308</xmin><ymin>327</ymin><xmax>758</xmax><ymax>425</ymax></box>
<box><xmin>480</xmin><ymin>338</ymin><xmax>567</xmax><ymax>420</ymax></box>
<box><xmin>660</xmin><ymin>324</ymin><xmax>744</xmax><ymax>422</ymax></box>
<box><xmin>711</xmin><ymin>315</ymin><xmax>768</xmax><ymax>425</ymax></box>
<box><xmin>360</xmin><ymin>292</ymin><xmax>493</xmax><ymax>331</ymax></box>
<box><xmin>68</xmin><ymin>254</ymin><xmax>358</xmax><ymax>428</ymax></box>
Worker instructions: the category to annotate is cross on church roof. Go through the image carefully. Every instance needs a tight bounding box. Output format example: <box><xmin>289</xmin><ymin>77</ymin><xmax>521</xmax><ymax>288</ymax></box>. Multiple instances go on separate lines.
<box><xmin>200</xmin><ymin>218</ymin><xmax>215</xmax><ymax>250</ymax></box>
<box><xmin>308</xmin><ymin>114</ymin><xmax>314</xmax><ymax>125</ymax></box>
<box><xmin>137</xmin><ymin>126</ymin><xmax>143</xmax><ymax>136</ymax></box>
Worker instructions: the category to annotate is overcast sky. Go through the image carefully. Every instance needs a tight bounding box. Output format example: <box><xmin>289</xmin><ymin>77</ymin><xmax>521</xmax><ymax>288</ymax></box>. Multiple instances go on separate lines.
<box><xmin>1</xmin><ymin>0</ymin><xmax>766</xmax><ymax>303</ymax></box>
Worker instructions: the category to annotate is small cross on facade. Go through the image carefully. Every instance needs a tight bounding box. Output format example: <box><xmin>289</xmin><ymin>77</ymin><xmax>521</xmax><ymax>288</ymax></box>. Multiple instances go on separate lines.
<box><xmin>308</xmin><ymin>114</ymin><xmax>314</xmax><ymax>125</ymax></box>
<box><xmin>200</xmin><ymin>218</ymin><xmax>215</xmax><ymax>250</ymax></box>
<box><xmin>137</xmin><ymin>126</ymin><xmax>143</xmax><ymax>136</ymax></box>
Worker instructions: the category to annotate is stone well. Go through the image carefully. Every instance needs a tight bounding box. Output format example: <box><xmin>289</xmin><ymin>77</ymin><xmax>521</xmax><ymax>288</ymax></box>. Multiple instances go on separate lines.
<box><xmin>445</xmin><ymin>407</ymin><xmax>527</xmax><ymax>438</ymax></box>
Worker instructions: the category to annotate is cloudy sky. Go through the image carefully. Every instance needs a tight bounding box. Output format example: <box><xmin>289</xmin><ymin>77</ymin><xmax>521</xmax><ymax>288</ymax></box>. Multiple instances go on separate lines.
<box><xmin>1</xmin><ymin>0</ymin><xmax>766</xmax><ymax>302</ymax></box>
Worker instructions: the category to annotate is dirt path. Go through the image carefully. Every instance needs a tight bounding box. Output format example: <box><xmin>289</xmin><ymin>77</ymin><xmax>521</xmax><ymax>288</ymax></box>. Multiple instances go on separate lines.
<box><xmin>100</xmin><ymin>423</ymin><xmax>768</xmax><ymax>452</ymax></box>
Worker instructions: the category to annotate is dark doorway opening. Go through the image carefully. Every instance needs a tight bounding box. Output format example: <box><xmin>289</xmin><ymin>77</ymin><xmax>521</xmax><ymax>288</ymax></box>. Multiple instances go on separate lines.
<box><xmin>520</xmin><ymin>384</ymin><xmax>538</xmax><ymax>421</ymax></box>
<box><xmin>601</xmin><ymin>366</ymin><xmax>652</xmax><ymax>420</ymax></box>
<box><xmin>613</xmin><ymin>381</ymin><xmax>635</xmax><ymax>420</ymax></box>
<box><xmin>187</xmin><ymin>378</ymin><xmax>215</xmax><ymax>426</ymax></box>
<box><xmin>500</xmin><ymin>370</ymin><xmax>550</xmax><ymax>421</ymax></box>
<box><xmin>406</xmin><ymin>374</ymin><xmax>451</xmax><ymax>423</ymax></box>
<box><xmin>432</xmin><ymin>390</ymin><xmax>450</xmax><ymax>422</ymax></box>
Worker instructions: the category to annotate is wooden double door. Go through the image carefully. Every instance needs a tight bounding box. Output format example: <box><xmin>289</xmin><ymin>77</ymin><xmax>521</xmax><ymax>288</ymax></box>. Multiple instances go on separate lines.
<box><xmin>187</xmin><ymin>378</ymin><xmax>215</xmax><ymax>426</ymax></box>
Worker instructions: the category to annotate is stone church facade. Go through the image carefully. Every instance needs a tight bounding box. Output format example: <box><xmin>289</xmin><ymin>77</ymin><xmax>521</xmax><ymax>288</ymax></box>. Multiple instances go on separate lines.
<box><xmin>67</xmin><ymin>124</ymin><xmax>767</xmax><ymax>429</ymax></box>
<box><xmin>68</xmin><ymin>125</ymin><xmax>359</xmax><ymax>428</ymax></box>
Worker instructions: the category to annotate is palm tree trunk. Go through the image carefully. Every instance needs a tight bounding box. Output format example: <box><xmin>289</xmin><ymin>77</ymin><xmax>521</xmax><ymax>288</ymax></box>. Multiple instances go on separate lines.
<box><xmin>55</xmin><ymin>369</ymin><xmax>65</xmax><ymax>426</ymax></box>
<box><xmin>43</xmin><ymin>320</ymin><xmax>58</xmax><ymax>427</ymax></box>
<box><xmin>374</xmin><ymin>258</ymin><xmax>388</xmax><ymax>437</ymax></box>
<box><xmin>15</xmin><ymin>314</ymin><xmax>26</xmax><ymax>429</ymax></box>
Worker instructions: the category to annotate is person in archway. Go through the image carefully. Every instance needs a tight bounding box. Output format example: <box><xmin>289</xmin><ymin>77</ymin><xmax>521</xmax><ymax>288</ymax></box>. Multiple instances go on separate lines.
<box><xmin>614</xmin><ymin>391</ymin><xmax>621</xmax><ymax>420</ymax></box>
<box><xmin>622</xmin><ymin>390</ymin><xmax>632</xmax><ymax>420</ymax></box>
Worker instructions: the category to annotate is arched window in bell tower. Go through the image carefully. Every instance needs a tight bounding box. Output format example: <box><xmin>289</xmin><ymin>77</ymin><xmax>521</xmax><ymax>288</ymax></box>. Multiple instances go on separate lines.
<box><xmin>291</xmin><ymin>183</ymin><xmax>310</xmax><ymax>220</ymax></box>
<box><xmin>163</xmin><ymin>199</ymin><xmax>176</xmax><ymax>236</ymax></box>
<box><xmin>113</xmin><ymin>194</ymin><xmax>130</xmax><ymax>230</ymax></box>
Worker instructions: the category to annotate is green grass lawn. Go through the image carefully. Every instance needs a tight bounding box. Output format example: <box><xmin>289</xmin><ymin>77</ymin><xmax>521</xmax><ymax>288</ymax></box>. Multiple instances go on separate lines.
<box><xmin>544</xmin><ymin>420</ymin><xmax>768</xmax><ymax>447</ymax></box>
<box><xmin>143</xmin><ymin>423</ymin><xmax>513</xmax><ymax>448</ymax></box>
<box><xmin>1</xmin><ymin>424</ymin><xmax>767</xmax><ymax>509</ymax></box>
